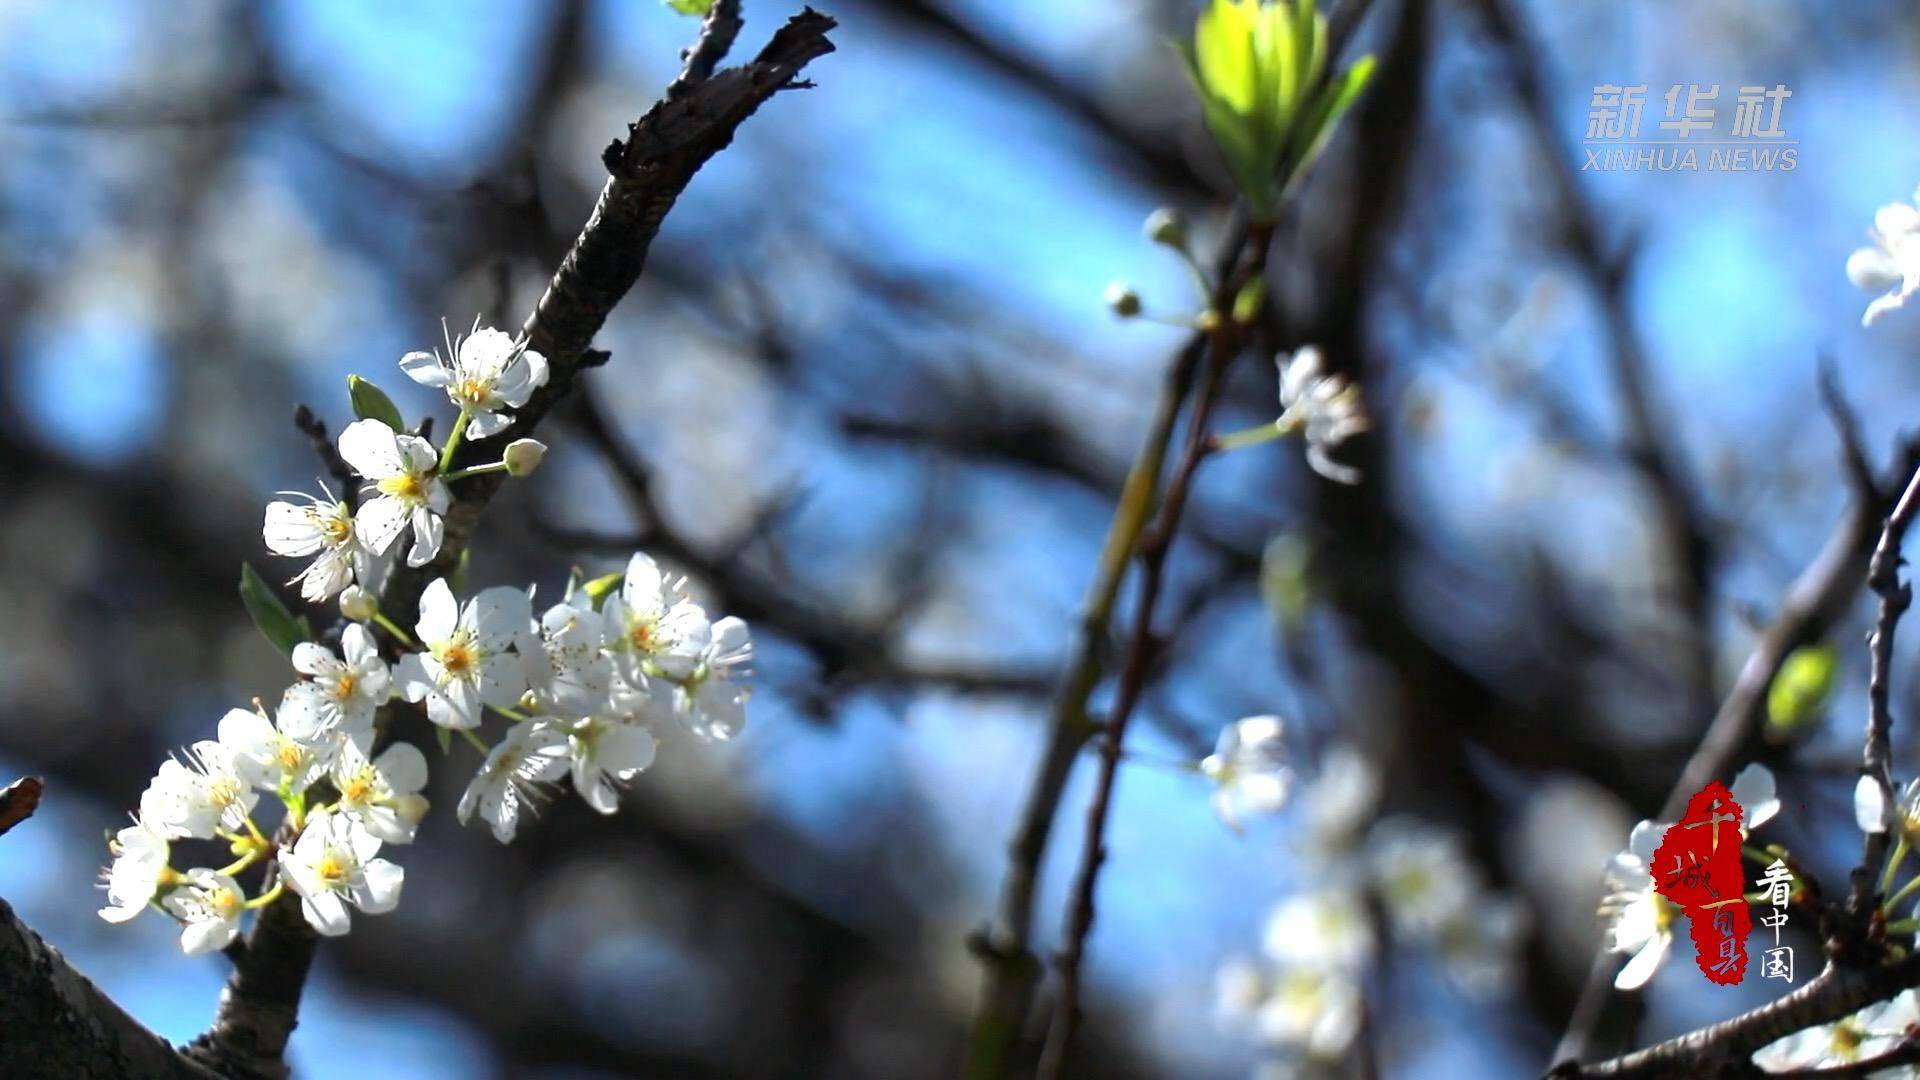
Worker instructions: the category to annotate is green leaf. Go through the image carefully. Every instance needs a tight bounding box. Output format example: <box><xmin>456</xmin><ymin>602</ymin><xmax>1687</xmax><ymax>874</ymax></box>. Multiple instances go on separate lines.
<box><xmin>347</xmin><ymin>375</ymin><xmax>406</xmax><ymax>432</ymax></box>
<box><xmin>240</xmin><ymin>562</ymin><xmax>308</xmax><ymax>658</ymax></box>
<box><xmin>1232</xmin><ymin>275</ymin><xmax>1268</xmax><ymax>325</ymax></box>
<box><xmin>1286</xmin><ymin>53</ymin><xmax>1376</xmax><ymax>185</ymax></box>
<box><xmin>582</xmin><ymin>570</ymin><xmax>626</xmax><ymax>610</ymax></box>
<box><xmin>1767</xmin><ymin>644</ymin><xmax>1838</xmax><ymax>740</ymax></box>
<box><xmin>664</xmin><ymin>0</ymin><xmax>714</xmax><ymax>14</ymax></box>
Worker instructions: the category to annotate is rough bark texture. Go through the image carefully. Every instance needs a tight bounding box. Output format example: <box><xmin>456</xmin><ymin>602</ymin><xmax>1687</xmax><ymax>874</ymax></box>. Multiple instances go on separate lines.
<box><xmin>0</xmin><ymin>9</ymin><xmax>833</xmax><ymax>1077</ymax></box>
<box><xmin>0</xmin><ymin>896</ymin><xmax>216</xmax><ymax>1079</ymax></box>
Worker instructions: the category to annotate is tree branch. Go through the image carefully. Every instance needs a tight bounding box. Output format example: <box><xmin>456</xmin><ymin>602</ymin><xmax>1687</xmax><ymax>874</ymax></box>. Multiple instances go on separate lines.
<box><xmin>0</xmin><ymin>896</ymin><xmax>218</xmax><ymax>1079</ymax></box>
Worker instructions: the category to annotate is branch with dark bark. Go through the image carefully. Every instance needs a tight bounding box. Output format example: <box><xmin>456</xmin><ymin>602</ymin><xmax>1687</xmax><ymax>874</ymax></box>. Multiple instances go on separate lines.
<box><xmin>0</xmin><ymin>896</ymin><xmax>217</xmax><ymax>1079</ymax></box>
<box><xmin>0</xmin><ymin>9</ymin><xmax>834</xmax><ymax>1079</ymax></box>
<box><xmin>1553</xmin><ymin>395</ymin><xmax>1920</xmax><ymax>1065</ymax></box>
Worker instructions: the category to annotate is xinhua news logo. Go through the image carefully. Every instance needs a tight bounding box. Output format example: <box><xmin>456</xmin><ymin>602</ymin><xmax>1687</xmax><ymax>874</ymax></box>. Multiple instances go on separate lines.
<box><xmin>1584</xmin><ymin>84</ymin><xmax>1796</xmax><ymax>173</ymax></box>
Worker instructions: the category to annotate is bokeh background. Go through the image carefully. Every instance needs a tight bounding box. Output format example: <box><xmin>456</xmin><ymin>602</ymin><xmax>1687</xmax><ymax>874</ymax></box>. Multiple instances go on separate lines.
<box><xmin>4</xmin><ymin>0</ymin><xmax>1920</xmax><ymax>1076</ymax></box>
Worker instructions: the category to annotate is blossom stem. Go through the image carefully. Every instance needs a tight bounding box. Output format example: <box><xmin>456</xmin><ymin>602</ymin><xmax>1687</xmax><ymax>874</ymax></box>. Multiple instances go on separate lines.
<box><xmin>1883</xmin><ymin>835</ymin><xmax>1910</xmax><ymax>897</ymax></box>
<box><xmin>1211</xmin><ymin>422</ymin><xmax>1286</xmax><ymax>453</ymax></box>
<box><xmin>438</xmin><ymin>410</ymin><xmax>472</xmax><ymax>474</ymax></box>
<box><xmin>488</xmin><ymin>703</ymin><xmax>531</xmax><ymax>723</ymax></box>
<box><xmin>1884</xmin><ymin>871</ymin><xmax>1920</xmax><ymax>916</ymax></box>
<box><xmin>1885</xmin><ymin>916</ymin><xmax>1920</xmax><ymax>935</ymax></box>
<box><xmin>372</xmin><ymin>612</ymin><xmax>416</xmax><ymax>648</ymax></box>
<box><xmin>242</xmin><ymin>882</ymin><xmax>284</xmax><ymax>910</ymax></box>
<box><xmin>441</xmin><ymin>461</ymin><xmax>509</xmax><ymax>482</ymax></box>
<box><xmin>241</xmin><ymin>814</ymin><xmax>269</xmax><ymax>849</ymax></box>
<box><xmin>459</xmin><ymin>727</ymin><xmax>491</xmax><ymax>755</ymax></box>
<box><xmin>215</xmin><ymin>849</ymin><xmax>265</xmax><ymax>878</ymax></box>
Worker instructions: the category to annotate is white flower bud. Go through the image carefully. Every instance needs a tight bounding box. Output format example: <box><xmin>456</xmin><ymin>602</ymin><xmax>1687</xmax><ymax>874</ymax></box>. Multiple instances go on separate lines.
<box><xmin>338</xmin><ymin>585</ymin><xmax>377</xmax><ymax>623</ymax></box>
<box><xmin>1104</xmin><ymin>283</ymin><xmax>1142</xmax><ymax>318</ymax></box>
<box><xmin>503</xmin><ymin>438</ymin><xmax>547</xmax><ymax>477</ymax></box>
<box><xmin>1144</xmin><ymin>207</ymin><xmax>1187</xmax><ymax>248</ymax></box>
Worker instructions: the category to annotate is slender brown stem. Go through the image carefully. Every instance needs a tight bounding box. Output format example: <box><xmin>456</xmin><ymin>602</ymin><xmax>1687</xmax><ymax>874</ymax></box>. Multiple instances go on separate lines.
<box><xmin>1035</xmin><ymin>222</ymin><xmax>1274</xmax><ymax>1079</ymax></box>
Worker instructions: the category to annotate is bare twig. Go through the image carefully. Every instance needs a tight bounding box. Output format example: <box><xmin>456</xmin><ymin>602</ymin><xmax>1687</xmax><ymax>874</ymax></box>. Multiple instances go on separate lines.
<box><xmin>1847</xmin><ymin>459</ymin><xmax>1920</xmax><ymax>929</ymax></box>
<box><xmin>291</xmin><ymin>404</ymin><xmax>359</xmax><ymax>510</ymax></box>
<box><xmin>1034</xmin><ymin>221</ymin><xmax>1275</xmax><ymax>1079</ymax></box>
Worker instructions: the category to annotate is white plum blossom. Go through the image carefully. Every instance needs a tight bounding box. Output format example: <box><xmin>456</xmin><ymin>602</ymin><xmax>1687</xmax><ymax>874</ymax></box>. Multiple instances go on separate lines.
<box><xmin>551</xmin><ymin>715</ymin><xmax>657</xmax><ymax>814</ymax></box>
<box><xmin>1262</xmin><ymin>887</ymin><xmax>1375</xmax><ymax>973</ymax></box>
<box><xmin>1297</xmin><ymin>744</ymin><xmax>1380</xmax><ymax>862</ymax></box>
<box><xmin>1857</xmin><ymin>774</ymin><xmax>1893</xmax><ymax>836</ymax></box>
<box><xmin>281</xmin><ymin>623</ymin><xmax>391</xmax><ymax>742</ymax></box>
<box><xmin>1730</xmin><ymin>762</ymin><xmax>1780</xmax><ymax>834</ymax></box>
<box><xmin>338</xmin><ymin>418</ymin><xmax>449</xmax><ymax>568</ymax></box>
<box><xmin>216</xmin><ymin>706</ymin><xmax>336</xmax><ymax>797</ymax></box>
<box><xmin>1276</xmin><ymin>345</ymin><xmax>1369</xmax><ymax>485</ymax></box>
<box><xmin>143</xmin><ymin>739</ymin><xmax>269</xmax><ymax>839</ymax></box>
<box><xmin>673</xmin><ymin>615</ymin><xmax>752</xmax><ymax>741</ymax></box>
<box><xmin>330</xmin><ymin>739</ymin><xmax>430</xmax><ymax>845</ymax></box>
<box><xmin>280</xmin><ymin>808</ymin><xmax>403</xmax><ymax>937</ymax></box>
<box><xmin>1253</xmin><ymin>967</ymin><xmax>1362</xmax><ymax>1060</ymax></box>
<box><xmin>394</xmin><ymin>579</ymin><xmax>530</xmax><ymax>730</ymax></box>
<box><xmin>1847</xmin><ymin>192</ymin><xmax>1920</xmax><ymax>327</ymax></box>
<box><xmin>457</xmin><ymin>721</ymin><xmax>570</xmax><ymax>843</ymax></box>
<box><xmin>1753</xmin><ymin>990</ymin><xmax>1920</xmax><ymax>1072</ymax></box>
<box><xmin>399</xmin><ymin>321</ymin><xmax>548</xmax><ymax>439</ymax></box>
<box><xmin>97</xmin><ymin>815</ymin><xmax>171</xmax><ymax>923</ymax></box>
<box><xmin>1199</xmin><ymin>714</ymin><xmax>1291</xmax><ymax>832</ymax></box>
<box><xmin>160</xmin><ymin>869</ymin><xmax>246</xmax><ymax>955</ymax></box>
<box><xmin>1368</xmin><ymin>818</ymin><xmax>1477</xmax><ymax>941</ymax></box>
<box><xmin>604</xmin><ymin>553</ymin><xmax>711</xmax><ymax>682</ymax></box>
<box><xmin>1599</xmin><ymin>819</ymin><xmax>1676</xmax><ymax>991</ymax></box>
<box><xmin>517</xmin><ymin>599</ymin><xmax>614</xmax><ymax>718</ymax></box>
<box><xmin>1435</xmin><ymin>895</ymin><xmax>1527</xmax><ymax>997</ymax></box>
<box><xmin>1852</xmin><ymin>774</ymin><xmax>1920</xmax><ymax>841</ymax></box>
<box><xmin>262</xmin><ymin>488</ymin><xmax>373</xmax><ymax>602</ymax></box>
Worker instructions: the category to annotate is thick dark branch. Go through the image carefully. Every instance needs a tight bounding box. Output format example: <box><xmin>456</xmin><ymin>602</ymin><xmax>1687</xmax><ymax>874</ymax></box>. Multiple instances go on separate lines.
<box><xmin>0</xmin><ymin>896</ymin><xmax>216</xmax><ymax>1079</ymax></box>
<box><xmin>0</xmin><ymin>776</ymin><xmax>42</xmax><ymax>837</ymax></box>
<box><xmin>1552</xmin><ymin>955</ymin><xmax>1920</xmax><ymax>1078</ymax></box>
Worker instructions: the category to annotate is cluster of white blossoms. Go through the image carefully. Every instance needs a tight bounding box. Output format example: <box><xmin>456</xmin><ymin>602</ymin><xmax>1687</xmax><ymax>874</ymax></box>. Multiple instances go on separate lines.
<box><xmin>1596</xmin><ymin>763</ymin><xmax>1777</xmax><ymax>990</ymax></box>
<box><xmin>1753</xmin><ymin>990</ymin><xmax>1920</xmax><ymax>1072</ymax></box>
<box><xmin>1847</xmin><ymin>189</ymin><xmax>1920</xmax><ymax>327</ymax></box>
<box><xmin>101</xmin><ymin>319</ymin><xmax>753</xmax><ymax>951</ymax></box>
<box><xmin>1212</xmin><ymin>742</ymin><xmax>1526</xmax><ymax>1070</ymax></box>
<box><xmin>264</xmin><ymin>320</ymin><xmax>549</xmax><ymax>597</ymax></box>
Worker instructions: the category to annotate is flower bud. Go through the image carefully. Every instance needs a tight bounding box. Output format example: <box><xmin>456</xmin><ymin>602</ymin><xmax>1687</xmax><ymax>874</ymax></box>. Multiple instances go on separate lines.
<box><xmin>1144</xmin><ymin>208</ymin><xmax>1187</xmax><ymax>248</ymax></box>
<box><xmin>1105</xmin><ymin>283</ymin><xmax>1142</xmax><ymax>318</ymax></box>
<box><xmin>392</xmin><ymin>793</ymin><xmax>430</xmax><ymax>828</ymax></box>
<box><xmin>503</xmin><ymin>438</ymin><xmax>547</xmax><ymax>477</ymax></box>
<box><xmin>338</xmin><ymin>585</ymin><xmax>377</xmax><ymax>623</ymax></box>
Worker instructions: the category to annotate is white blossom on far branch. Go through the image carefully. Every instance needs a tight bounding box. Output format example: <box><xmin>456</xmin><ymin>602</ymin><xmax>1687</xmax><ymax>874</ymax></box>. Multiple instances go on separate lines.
<box><xmin>1200</xmin><ymin>714</ymin><xmax>1291</xmax><ymax>832</ymax></box>
<box><xmin>1275</xmin><ymin>345</ymin><xmax>1369</xmax><ymax>485</ymax></box>
<box><xmin>400</xmin><ymin>321</ymin><xmax>549</xmax><ymax>439</ymax></box>
<box><xmin>1847</xmin><ymin>190</ymin><xmax>1920</xmax><ymax>327</ymax></box>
